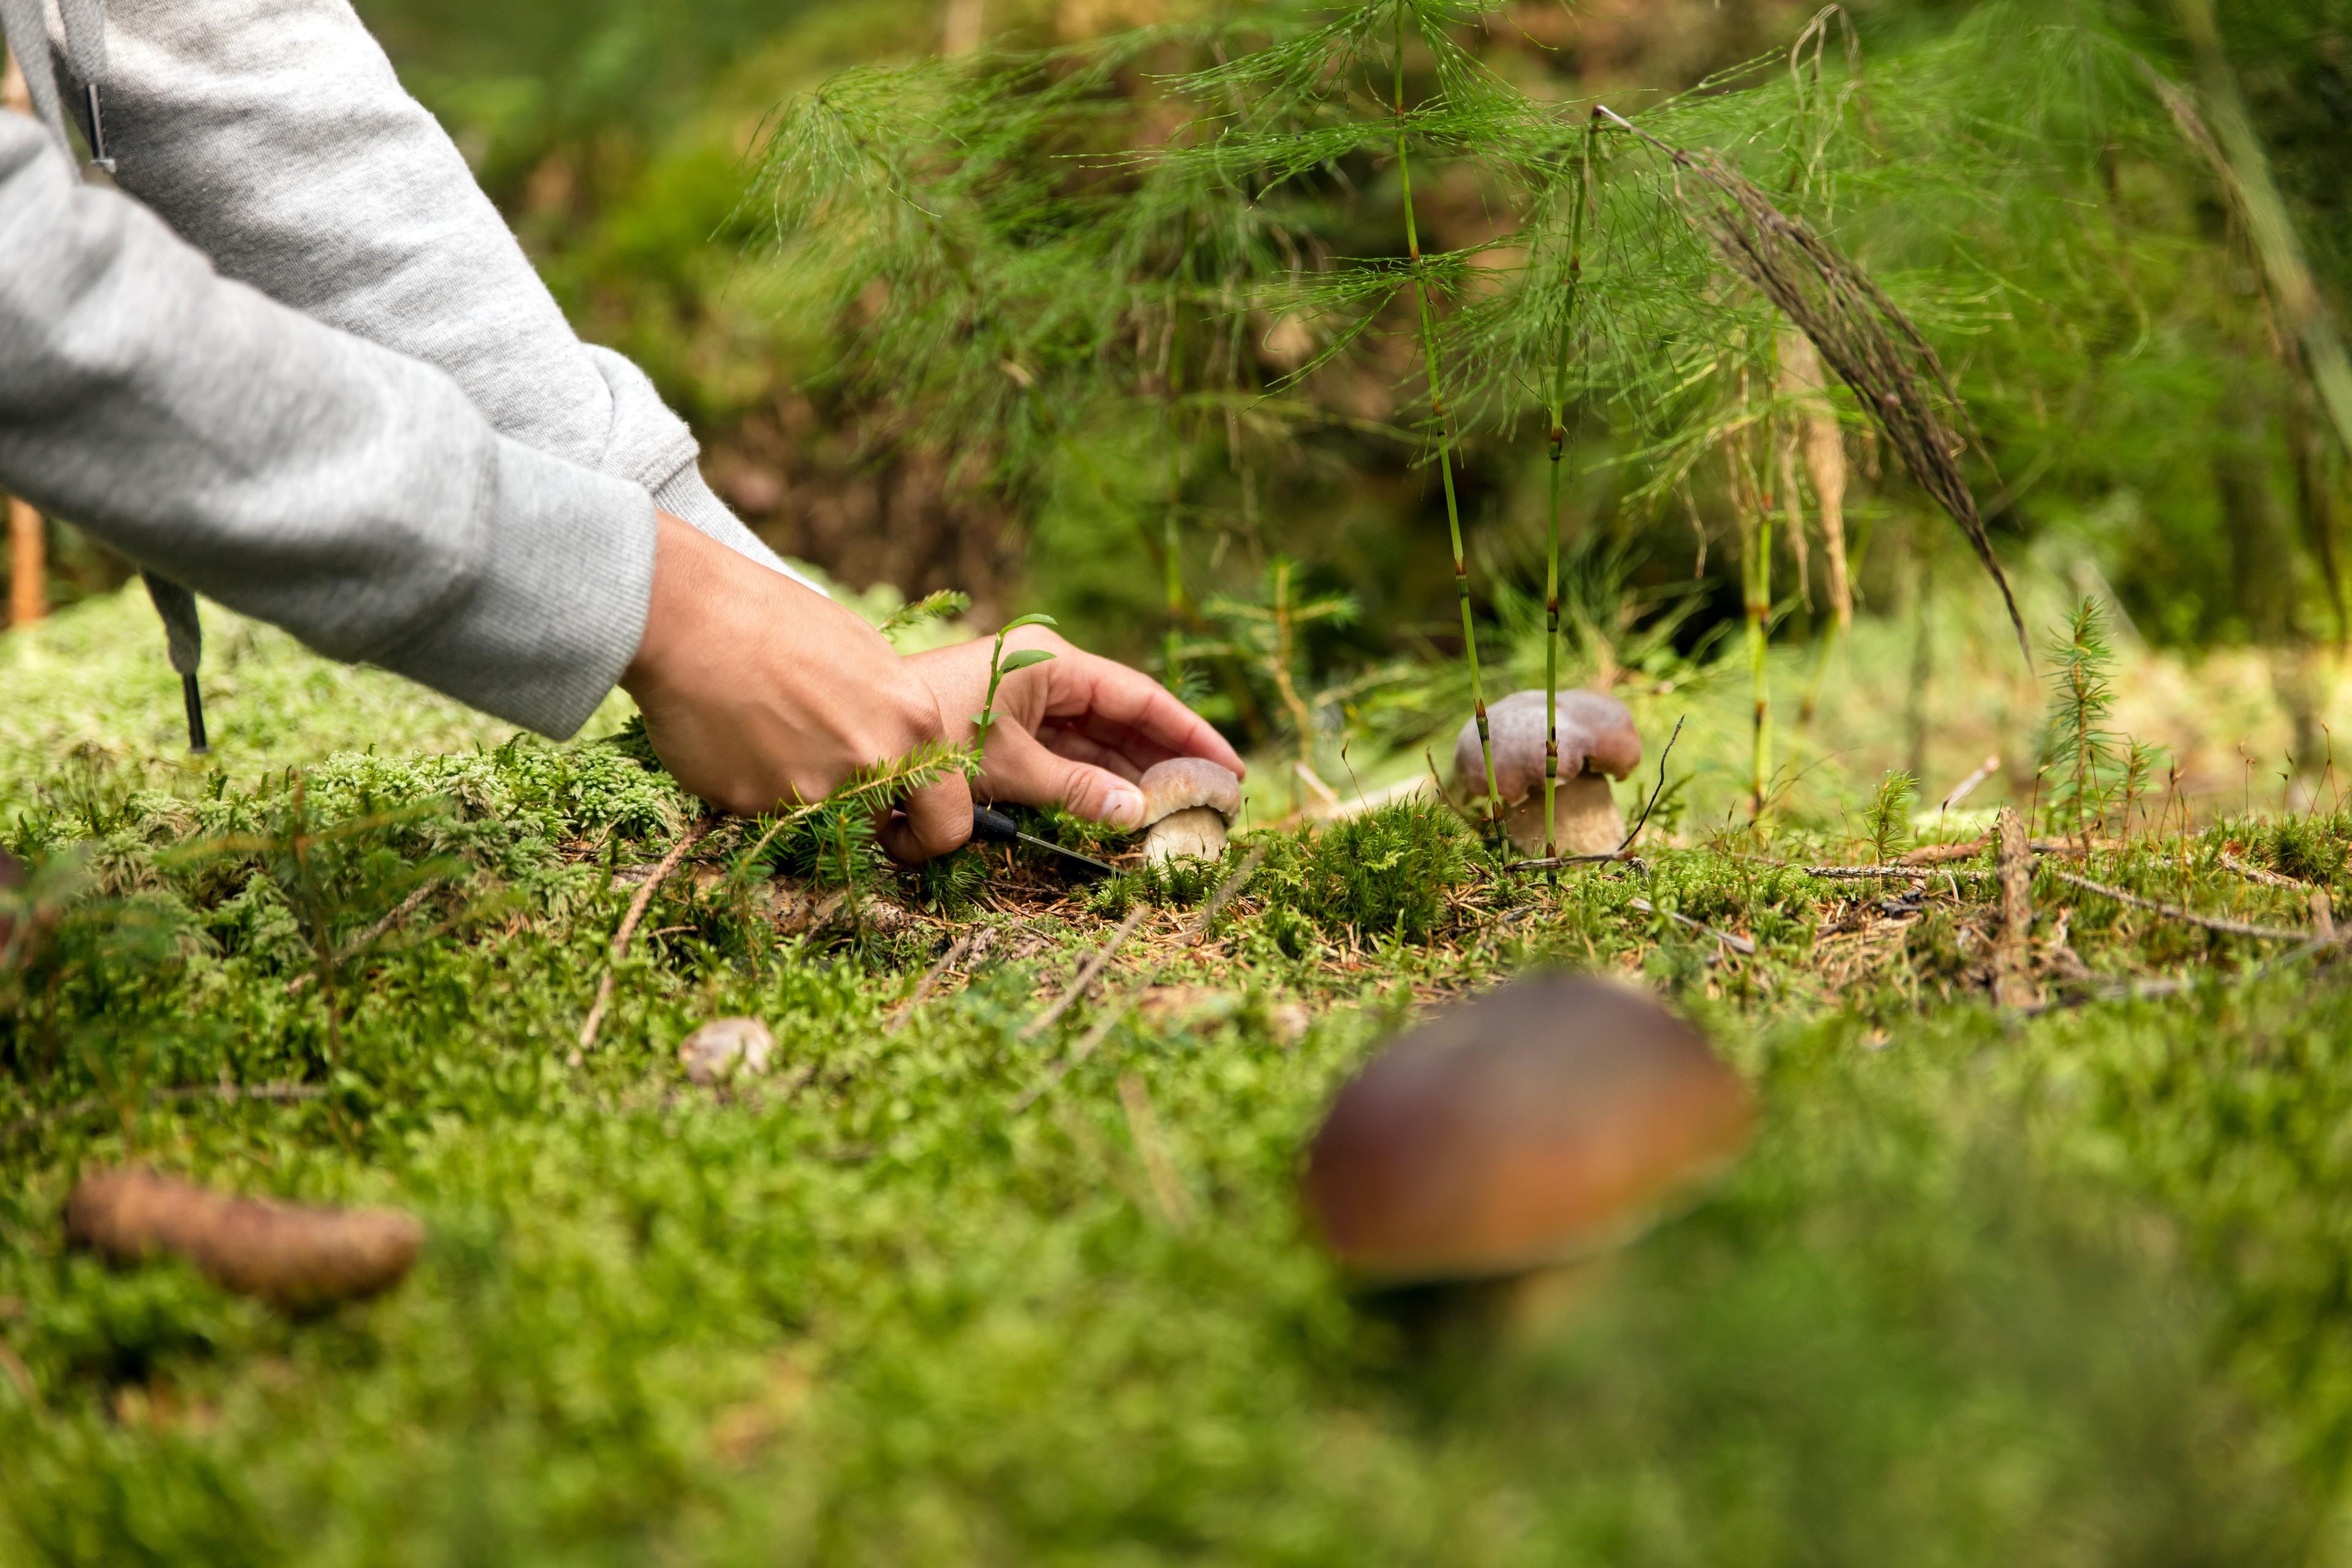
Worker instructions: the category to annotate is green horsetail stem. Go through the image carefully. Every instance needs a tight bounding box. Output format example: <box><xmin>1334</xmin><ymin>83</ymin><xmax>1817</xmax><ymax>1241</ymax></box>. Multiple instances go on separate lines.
<box><xmin>1163</xmin><ymin>307</ymin><xmax>1186</xmax><ymax>684</ymax></box>
<box><xmin>1746</xmin><ymin>431</ymin><xmax>1774</xmax><ymax>818</ymax></box>
<box><xmin>1393</xmin><ymin>5</ymin><xmax>1501</xmax><ymax>835</ymax></box>
<box><xmin>1543</xmin><ymin>118</ymin><xmax>1599</xmax><ymax>875</ymax></box>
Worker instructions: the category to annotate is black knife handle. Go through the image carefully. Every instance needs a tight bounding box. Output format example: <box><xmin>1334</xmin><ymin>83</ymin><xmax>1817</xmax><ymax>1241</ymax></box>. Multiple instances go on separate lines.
<box><xmin>972</xmin><ymin>805</ymin><xmax>1022</xmax><ymax>845</ymax></box>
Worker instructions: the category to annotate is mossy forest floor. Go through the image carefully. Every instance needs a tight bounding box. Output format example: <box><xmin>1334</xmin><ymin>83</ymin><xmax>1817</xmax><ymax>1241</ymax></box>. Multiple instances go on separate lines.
<box><xmin>9</xmin><ymin>591</ymin><xmax>2352</xmax><ymax>1564</ymax></box>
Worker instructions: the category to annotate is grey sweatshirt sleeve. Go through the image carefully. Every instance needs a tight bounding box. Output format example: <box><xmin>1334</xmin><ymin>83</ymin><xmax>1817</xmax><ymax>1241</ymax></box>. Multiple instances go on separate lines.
<box><xmin>74</xmin><ymin>0</ymin><xmax>816</xmax><ymax>593</ymax></box>
<box><xmin>0</xmin><ymin>112</ymin><xmax>655</xmax><ymax>738</ymax></box>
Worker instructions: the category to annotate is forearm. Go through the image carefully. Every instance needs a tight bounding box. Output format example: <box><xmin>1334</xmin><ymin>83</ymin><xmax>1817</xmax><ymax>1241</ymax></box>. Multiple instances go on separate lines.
<box><xmin>78</xmin><ymin>0</ymin><xmax>810</xmax><ymax>587</ymax></box>
<box><xmin>0</xmin><ymin>116</ymin><xmax>653</xmax><ymax>738</ymax></box>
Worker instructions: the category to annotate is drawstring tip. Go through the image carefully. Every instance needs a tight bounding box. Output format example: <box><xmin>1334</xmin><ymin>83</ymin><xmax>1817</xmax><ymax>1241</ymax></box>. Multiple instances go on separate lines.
<box><xmin>181</xmin><ymin>673</ymin><xmax>209</xmax><ymax>755</ymax></box>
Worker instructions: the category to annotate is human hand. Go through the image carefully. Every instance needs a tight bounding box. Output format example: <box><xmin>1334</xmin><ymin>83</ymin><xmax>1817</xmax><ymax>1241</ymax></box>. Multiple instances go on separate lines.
<box><xmin>621</xmin><ymin>513</ymin><xmax>972</xmax><ymax>862</ymax></box>
<box><xmin>906</xmin><ymin>625</ymin><xmax>1245</xmax><ymax>829</ymax></box>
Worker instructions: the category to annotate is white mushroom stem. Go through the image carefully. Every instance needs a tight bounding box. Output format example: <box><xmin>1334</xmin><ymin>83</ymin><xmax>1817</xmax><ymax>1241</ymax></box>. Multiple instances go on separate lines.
<box><xmin>1499</xmin><ymin>772</ymin><xmax>1625</xmax><ymax>859</ymax></box>
<box><xmin>1144</xmin><ymin>807</ymin><xmax>1229</xmax><ymax>864</ymax></box>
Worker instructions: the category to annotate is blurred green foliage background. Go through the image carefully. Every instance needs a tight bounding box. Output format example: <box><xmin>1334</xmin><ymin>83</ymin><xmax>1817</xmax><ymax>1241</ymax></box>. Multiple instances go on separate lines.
<box><xmin>341</xmin><ymin>0</ymin><xmax>2350</xmax><ymax>641</ymax></box>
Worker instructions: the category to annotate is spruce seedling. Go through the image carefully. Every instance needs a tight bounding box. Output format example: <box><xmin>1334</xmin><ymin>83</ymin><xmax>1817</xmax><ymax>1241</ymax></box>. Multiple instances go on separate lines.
<box><xmin>2039</xmin><ymin>598</ymin><xmax>2121</xmax><ymax>854</ymax></box>
<box><xmin>1863</xmin><ymin>770</ymin><xmax>1917</xmax><ymax>865</ymax></box>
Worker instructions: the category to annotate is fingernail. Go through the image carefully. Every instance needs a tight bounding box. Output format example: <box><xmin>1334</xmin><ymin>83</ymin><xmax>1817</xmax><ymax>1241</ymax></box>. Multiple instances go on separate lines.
<box><xmin>1102</xmin><ymin>786</ymin><xmax>1146</xmax><ymax>829</ymax></box>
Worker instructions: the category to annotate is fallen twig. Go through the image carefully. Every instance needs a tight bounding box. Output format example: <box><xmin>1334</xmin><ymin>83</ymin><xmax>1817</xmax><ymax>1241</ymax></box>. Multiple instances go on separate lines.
<box><xmin>1013</xmin><ymin>848</ymin><xmax>1269</xmax><ymax>1113</ymax></box>
<box><xmin>887</xmin><ymin>931</ymin><xmax>976</xmax><ymax>1033</ymax></box>
<box><xmin>2049</xmin><ymin>869</ymin><xmax>2309</xmax><ymax>942</ymax></box>
<box><xmin>1190</xmin><ymin>845</ymin><xmax>1267</xmax><ymax>943</ymax></box>
<box><xmin>1022</xmin><ymin>903</ymin><xmax>1153</xmax><ymax>1041</ymax></box>
<box><xmin>2219</xmin><ymin>851</ymin><xmax>2309</xmax><ymax>891</ymax></box>
<box><xmin>1503</xmin><ymin>851</ymin><xmax>1629</xmax><ymax>873</ymax></box>
<box><xmin>1616</xmin><ymin>715</ymin><xmax>1686</xmax><ymax>854</ymax></box>
<box><xmin>574</xmin><ymin>815</ymin><xmax>718</xmax><ymax>1060</ymax></box>
<box><xmin>1798</xmin><ymin>864</ymin><xmax>1997</xmax><ymax>881</ymax></box>
<box><xmin>1627</xmin><ymin>896</ymin><xmax>1755</xmax><ymax>956</ymax></box>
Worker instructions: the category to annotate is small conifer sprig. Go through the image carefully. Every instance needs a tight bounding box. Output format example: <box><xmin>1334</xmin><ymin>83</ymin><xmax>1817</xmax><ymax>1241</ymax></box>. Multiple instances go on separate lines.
<box><xmin>2039</xmin><ymin>598</ymin><xmax>2122</xmax><ymax>851</ymax></box>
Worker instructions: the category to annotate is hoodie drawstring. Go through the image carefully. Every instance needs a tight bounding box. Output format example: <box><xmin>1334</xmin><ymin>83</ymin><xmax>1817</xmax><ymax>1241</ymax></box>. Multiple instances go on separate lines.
<box><xmin>3</xmin><ymin>0</ymin><xmax>207</xmax><ymax>751</ymax></box>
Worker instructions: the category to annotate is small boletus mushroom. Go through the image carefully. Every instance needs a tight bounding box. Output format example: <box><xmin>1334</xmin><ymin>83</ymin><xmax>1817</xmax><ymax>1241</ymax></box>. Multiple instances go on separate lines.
<box><xmin>1300</xmin><ymin>974</ymin><xmax>1751</xmax><ymax>1310</ymax></box>
<box><xmin>678</xmin><ymin>1016</ymin><xmax>776</xmax><ymax>1087</ymax></box>
<box><xmin>1137</xmin><ymin>757</ymin><xmax>1242</xmax><ymax>864</ymax></box>
<box><xmin>1453</xmin><ymin>690</ymin><xmax>1641</xmax><ymax>858</ymax></box>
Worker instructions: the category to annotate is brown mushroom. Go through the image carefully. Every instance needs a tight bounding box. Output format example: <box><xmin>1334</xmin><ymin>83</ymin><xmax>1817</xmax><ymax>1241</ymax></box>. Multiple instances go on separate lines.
<box><xmin>65</xmin><ymin>1166</ymin><xmax>426</xmax><ymax>1313</ymax></box>
<box><xmin>1137</xmin><ymin>758</ymin><xmax>1242</xmax><ymax>864</ymax></box>
<box><xmin>1453</xmin><ymin>690</ymin><xmax>1641</xmax><ymax>858</ymax></box>
<box><xmin>1300</xmin><ymin>974</ymin><xmax>1751</xmax><ymax>1300</ymax></box>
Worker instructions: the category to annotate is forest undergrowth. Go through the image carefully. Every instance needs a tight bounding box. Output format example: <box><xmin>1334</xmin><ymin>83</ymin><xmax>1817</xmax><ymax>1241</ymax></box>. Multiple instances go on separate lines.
<box><xmin>10</xmin><ymin>590</ymin><xmax>2352</xmax><ymax>1563</ymax></box>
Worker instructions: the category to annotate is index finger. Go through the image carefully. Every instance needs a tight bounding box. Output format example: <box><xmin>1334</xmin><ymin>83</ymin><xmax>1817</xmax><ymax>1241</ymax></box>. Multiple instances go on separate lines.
<box><xmin>1047</xmin><ymin>652</ymin><xmax>1245</xmax><ymax>777</ymax></box>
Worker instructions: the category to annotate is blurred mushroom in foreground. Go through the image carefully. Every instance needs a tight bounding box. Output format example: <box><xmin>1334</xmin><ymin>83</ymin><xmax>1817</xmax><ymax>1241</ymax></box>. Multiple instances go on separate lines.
<box><xmin>1453</xmin><ymin>690</ymin><xmax>1641</xmax><ymax>858</ymax></box>
<box><xmin>66</xmin><ymin>1166</ymin><xmax>425</xmax><ymax>1313</ymax></box>
<box><xmin>1301</xmin><ymin>974</ymin><xmax>1751</xmax><ymax>1326</ymax></box>
<box><xmin>1136</xmin><ymin>757</ymin><xmax>1242</xmax><ymax>863</ymax></box>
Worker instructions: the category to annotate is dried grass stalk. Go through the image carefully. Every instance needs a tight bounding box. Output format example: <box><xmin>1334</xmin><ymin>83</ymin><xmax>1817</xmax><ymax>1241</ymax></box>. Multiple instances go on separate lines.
<box><xmin>1600</xmin><ymin>109</ymin><xmax>2027</xmax><ymax>660</ymax></box>
<box><xmin>1779</xmin><ymin>328</ymin><xmax>1850</xmax><ymax>627</ymax></box>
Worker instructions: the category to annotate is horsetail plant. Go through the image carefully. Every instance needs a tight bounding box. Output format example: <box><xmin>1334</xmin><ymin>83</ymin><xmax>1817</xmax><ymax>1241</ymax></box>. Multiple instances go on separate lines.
<box><xmin>1390</xmin><ymin>4</ymin><xmax>1500</xmax><ymax>842</ymax></box>
<box><xmin>1541</xmin><ymin>115</ymin><xmax>1599</xmax><ymax>875</ymax></box>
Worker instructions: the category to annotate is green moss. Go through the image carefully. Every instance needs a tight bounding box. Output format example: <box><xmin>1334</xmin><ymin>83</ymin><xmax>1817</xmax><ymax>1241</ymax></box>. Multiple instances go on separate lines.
<box><xmin>6</xmin><ymin>597</ymin><xmax>2352</xmax><ymax>1563</ymax></box>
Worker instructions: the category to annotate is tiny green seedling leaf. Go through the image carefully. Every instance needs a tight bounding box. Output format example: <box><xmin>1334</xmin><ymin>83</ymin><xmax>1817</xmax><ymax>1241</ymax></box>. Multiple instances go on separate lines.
<box><xmin>998</xmin><ymin>649</ymin><xmax>1057</xmax><ymax>675</ymax></box>
<box><xmin>1000</xmin><ymin>613</ymin><xmax>1059</xmax><ymax>633</ymax></box>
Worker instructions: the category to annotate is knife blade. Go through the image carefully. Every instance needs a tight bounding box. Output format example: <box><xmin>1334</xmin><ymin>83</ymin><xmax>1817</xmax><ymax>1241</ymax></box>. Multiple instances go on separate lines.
<box><xmin>971</xmin><ymin>806</ymin><xmax>1118</xmax><ymax>878</ymax></box>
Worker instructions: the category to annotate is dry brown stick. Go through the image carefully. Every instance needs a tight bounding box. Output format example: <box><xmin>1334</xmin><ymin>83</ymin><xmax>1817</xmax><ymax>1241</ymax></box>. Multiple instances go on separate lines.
<box><xmin>2048</xmin><ymin>869</ymin><xmax>2309</xmax><ymax>942</ymax></box>
<box><xmin>1995</xmin><ymin>806</ymin><xmax>2037</xmax><ymax>1008</ymax></box>
<box><xmin>1188</xmin><ymin>845</ymin><xmax>1267</xmax><ymax>944</ymax></box>
<box><xmin>574</xmin><ymin>816</ymin><xmax>717</xmax><ymax>1059</ymax></box>
<box><xmin>1021</xmin><ymin>903</ymin><xmax>1153</xmax><ymax>1042</ymax></box>
<box><xmin>887</xmin><ymin>931</ymin><xmax>976</xmax><ymax>1033</ymax></box>
<box><xmin>1627</xmin><ymin>896</ymin><xmax>1756</xmax><ymax>956</ymax></box>
<box><xmin>2</xmin><ymin>1080</ymin><xmax>328</xmax><ymax>1142</ymax></box>
<box><xmin>2219</xmin><ymin>851</ymin><xmax>2309</xmax><ymax>891</ymax></box>
<box><xmin>1798</xmin><ymin>864</ymin><xmax>1997</xmax><ymax>881</ymax></box>
<box><xmin>1012</xmin><ymin>848</ymin><xmax>1268</xmax><ymax>1113</ymax></box>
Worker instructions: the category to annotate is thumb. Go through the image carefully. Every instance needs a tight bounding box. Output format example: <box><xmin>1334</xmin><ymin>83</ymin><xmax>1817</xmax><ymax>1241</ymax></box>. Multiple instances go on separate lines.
<box><xmin>986</xmin><ymin>727</ymin><xmax>1148</xmax><ymax>829</ymax></box>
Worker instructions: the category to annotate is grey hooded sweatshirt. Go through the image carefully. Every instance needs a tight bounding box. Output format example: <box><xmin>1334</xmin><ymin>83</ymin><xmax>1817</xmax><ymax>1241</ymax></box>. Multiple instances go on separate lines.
<box><xmin>0</xmin><ymin>0</ymin><xmax>815</xmax><ymax>738</ymax></box>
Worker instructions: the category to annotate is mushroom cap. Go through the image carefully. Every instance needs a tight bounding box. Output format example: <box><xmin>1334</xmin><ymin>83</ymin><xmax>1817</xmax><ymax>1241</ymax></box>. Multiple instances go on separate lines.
<box><xmin>1453</xmin><ymin>690</ymin><xmax>1640</xmax><ymax>805</ymax></box>
<box><xmin>1300</xmin><ymin>974</ymin><xmax>1752</xmax><ymax>1284</ymax></box>
<box><xmin>1137</xmin><ymin>758</ymin><xmax>1242</xmax><ymax>826</ymax></box>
